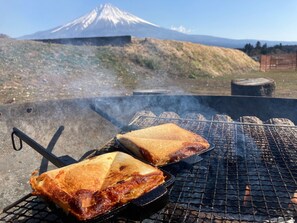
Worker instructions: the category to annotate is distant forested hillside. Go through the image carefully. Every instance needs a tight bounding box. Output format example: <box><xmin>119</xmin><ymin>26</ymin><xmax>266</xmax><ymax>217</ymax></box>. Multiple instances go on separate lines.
<box><xmin>241</xmin><ymin>41</ymin><xmax>297</xmax><ymax>56</ymax></box>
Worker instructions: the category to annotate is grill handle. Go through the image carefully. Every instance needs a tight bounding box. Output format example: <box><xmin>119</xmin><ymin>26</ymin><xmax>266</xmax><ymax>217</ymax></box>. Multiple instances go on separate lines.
<box><xmin>11</xmin><ymin>127</ymin><xmax>67</xmax><ymax>168</ymax></box>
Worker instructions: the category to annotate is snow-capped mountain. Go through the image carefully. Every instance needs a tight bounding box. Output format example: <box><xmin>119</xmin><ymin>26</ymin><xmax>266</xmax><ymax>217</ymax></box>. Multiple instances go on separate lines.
<box><xmin>20</xmin><ymin>3</ymin><xmax>184</xmax><ymax>41</ymax></box>
<box><xmin>20</xmin><ymin>3</ymin><xmax>297</xmax><ymax>48</ymax></box>
<box><xmin>50</xmin><ymin>3</ymin><xmax>158</xmax><ymax>34</ymax></box>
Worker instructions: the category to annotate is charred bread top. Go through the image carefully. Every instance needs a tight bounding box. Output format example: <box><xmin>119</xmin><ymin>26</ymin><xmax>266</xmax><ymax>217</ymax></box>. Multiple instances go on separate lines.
<box><xmin>116</xmin><ymin>123</ymin><xmax>210</xmax><ymax>166</ymax></box>
<box><xmin>30</xmin><ymin>151</ymin><xmax>165</xmax><ymax>221</ymax></box>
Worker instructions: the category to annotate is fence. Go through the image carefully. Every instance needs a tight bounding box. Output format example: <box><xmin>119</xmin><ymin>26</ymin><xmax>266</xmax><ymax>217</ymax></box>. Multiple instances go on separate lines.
<box><xmin>260</xmin><ymin>53</ymin><xmax>297</xmax><ymax>72</ymax></box>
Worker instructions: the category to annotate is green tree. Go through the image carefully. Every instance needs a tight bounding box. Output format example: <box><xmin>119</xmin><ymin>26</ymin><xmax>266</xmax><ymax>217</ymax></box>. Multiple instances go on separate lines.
<box><xmin>255</xmin><ymin>41</ymin><xmax>261</xmax><ymax>49</ymax></box>
<box><xmin>243</xmin><ymin>43</ymin><xmax>254</xmax><ymax>55</ymax></box>
<box><xmin>261</xmin><ymin>43</ymin><xmax>268</xmax><ymax>54</ymax></box>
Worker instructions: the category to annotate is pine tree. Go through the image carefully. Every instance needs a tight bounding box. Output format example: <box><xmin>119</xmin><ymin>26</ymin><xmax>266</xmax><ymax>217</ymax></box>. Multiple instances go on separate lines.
<box><xmin>243</xmin><ymin>43</ymin><xmax>254</xmax><ymax>55</ymax></box>
<box><xmin>255</xmin><ymin>41</ymin><xmax>261</xmax><ymax>49</ymax></box>
<box><xmin>261</xmin><ymin>43</ymin><xmax>268</xmax><ymax>55</ymax></box>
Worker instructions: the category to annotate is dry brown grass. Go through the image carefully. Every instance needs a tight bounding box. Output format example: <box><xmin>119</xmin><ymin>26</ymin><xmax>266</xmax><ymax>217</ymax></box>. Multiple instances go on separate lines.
<box><xmin>97</xmin><ymin>38</ymin><xmax>259</xmax><ymax>79</ymax></box>
<box><xmin>0</xmin><ymin>37</ymin><xmax>260</xmax><ymax>104</ymax></box>
<box><xmin>135</xmin><ymin>38</ymin><xmax>259</xmax><ymax>77</ymax></box>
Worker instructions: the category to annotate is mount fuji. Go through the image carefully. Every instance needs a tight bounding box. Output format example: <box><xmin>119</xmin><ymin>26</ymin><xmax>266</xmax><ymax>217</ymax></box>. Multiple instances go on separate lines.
<box><xmin>20</xmin><ymin>3</ymin><xmax>297</xmax><ymax>48</ymax></box>
<box><xmin>20</xmin><ymin>4</ymin><xmax>187</xmax><ymax>40</ymax></box>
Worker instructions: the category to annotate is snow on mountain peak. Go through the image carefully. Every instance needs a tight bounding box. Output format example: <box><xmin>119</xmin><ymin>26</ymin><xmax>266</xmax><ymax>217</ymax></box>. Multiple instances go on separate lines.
<box><xmin>95</xmin><ymin>3</ymin><xmax>157</xmax><ymax>26</ymax></box>
<box><xmin>51</xmin><ymin>3</ymin><xmax>158</xmax><ymax>33</ymax></box>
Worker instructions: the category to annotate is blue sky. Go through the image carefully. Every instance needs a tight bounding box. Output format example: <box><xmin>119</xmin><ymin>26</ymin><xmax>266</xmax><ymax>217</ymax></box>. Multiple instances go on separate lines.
<box><xmin>1</xmin><ymin>0</ymin><xmax>297</xmax><ymax>41</ymax></box>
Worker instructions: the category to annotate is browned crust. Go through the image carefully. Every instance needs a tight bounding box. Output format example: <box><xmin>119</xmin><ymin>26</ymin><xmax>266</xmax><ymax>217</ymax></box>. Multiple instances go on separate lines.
<box><xmin>121</xmin><ymin>137</ymin><xmax>210</xmax><ymax>166</ymax></box>
<box><xmin>117</xmin><ymin>123</ymin><xmax>210</xmax><ymax>166</ymax></box>
<box><xmin>30</xmin><ymin>152</ymin><xmax>165</xmax><ymax>221</ymax></box>
<box><xmin>138</xmin><ymin>142</ymin><xmax>209</xmax><ymax>165</ymax></box>
<box><xmin>139</xmin><ymin>147</ymin><xmax>158</xmax><ymax>165</ymax></box>
<box><xmin>31</xmin><ymin>172</ymin><xmax>164</xmax><ymax>221</ymax></box>
<box><xmin>169</xmin><ymin>142</ymin><xmax>208</xmax><ymax>163</ymax></box>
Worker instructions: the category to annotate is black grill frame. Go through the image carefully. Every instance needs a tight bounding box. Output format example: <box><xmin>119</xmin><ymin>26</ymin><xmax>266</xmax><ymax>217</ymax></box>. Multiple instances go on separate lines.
<box><xmin>1</xmin><ymin>116</ymin><xmax>297</xmax><ymax>222</ymax></box>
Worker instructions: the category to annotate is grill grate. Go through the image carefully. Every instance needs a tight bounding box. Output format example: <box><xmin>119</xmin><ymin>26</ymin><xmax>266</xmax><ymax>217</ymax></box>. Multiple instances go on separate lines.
<box><xmin>131</xmin><ymin>116</ymin><xmax>297</xmax><ymax>222</ymax></box>
<box><xmin>1</xmin><ymin>116</ymin><xmax>297</xmax><ymax>222</ymax></box>
<box><xmin>0</xmin><ymin>194</ymin><xmax>63</xmax><ymax>223</ymax></box>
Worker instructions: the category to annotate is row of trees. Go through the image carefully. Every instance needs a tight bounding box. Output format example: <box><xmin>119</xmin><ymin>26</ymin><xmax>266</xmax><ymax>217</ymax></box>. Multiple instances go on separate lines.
<box><xmin>242</xmin><ymin>41</ymin><xmax>297</xmax><ymax>56</ymax></box>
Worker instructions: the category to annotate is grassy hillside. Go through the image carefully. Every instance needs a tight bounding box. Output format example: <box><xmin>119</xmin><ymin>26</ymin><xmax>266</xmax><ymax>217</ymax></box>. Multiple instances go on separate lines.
<box><xmin>97</xmin><ymin>38</ymin><xmax>259</xmax><ymax>78</ymax></box>
<box><xmin>0</xmin><ymin>38</ymin><xmax>259</xmax><ymax>104</ymax></box>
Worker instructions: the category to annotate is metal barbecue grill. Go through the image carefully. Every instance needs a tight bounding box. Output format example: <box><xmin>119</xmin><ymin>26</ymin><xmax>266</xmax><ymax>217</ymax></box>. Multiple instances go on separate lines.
<box><xmin>132</xmin><ymin>116</ymin><xmax>297</xmax><ymax>222</ymax></box>
<box><xmin>1</xmin><ymin>114</ymin><xmax>297</xmax><ymax>222</ymax></box>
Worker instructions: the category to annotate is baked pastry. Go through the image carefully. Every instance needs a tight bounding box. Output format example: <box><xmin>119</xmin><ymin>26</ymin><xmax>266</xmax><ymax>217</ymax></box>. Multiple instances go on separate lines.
<box><xmin>116</xmin><ymin>123</ymin><xmax>210</xmax><ymax>166</ymax></box>
<box><xmin>30</xmin><ymin>152</ymin><xmax>165</xmax><ymax>221</ymax></box>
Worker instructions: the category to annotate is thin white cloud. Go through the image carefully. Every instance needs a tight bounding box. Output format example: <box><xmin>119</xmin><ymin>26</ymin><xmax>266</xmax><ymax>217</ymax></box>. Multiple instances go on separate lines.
<box><xmin>170</xmin><ymin>25</ymin><xmax>192</xmax><ymax>34</ymax></box>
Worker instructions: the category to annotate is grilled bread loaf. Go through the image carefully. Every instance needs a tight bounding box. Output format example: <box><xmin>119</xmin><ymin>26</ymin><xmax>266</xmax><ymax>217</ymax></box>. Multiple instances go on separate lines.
<box><xmin>116</xmin><ymin>123</ymin><xmax>210</xmax><ymax>166</ymax></box>
<box><xmin>30</xmin><ymin>152</ymin><xmax>165</xmax><ymax>221</ymax></box>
